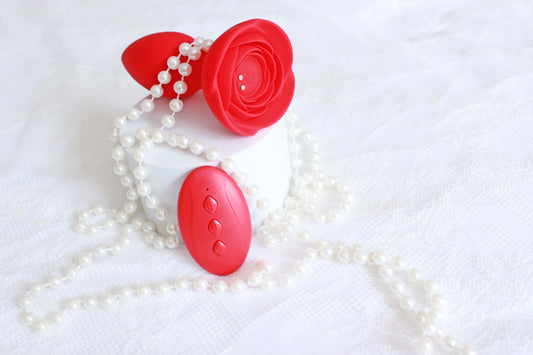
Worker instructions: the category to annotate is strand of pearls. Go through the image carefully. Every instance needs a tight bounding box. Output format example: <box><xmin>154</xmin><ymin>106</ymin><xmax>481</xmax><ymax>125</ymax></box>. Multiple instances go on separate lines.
<box><xmin>16</xmin><ymin>38</ymin><xmax>475</xmax><ymax>354</ymax></box>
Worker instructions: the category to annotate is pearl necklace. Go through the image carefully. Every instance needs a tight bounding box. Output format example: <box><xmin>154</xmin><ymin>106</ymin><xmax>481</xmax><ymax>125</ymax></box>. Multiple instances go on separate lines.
<box><xmin>16</xmin><ymin>37</ymin><xmax>475</xmax><ymax>354</ymax></box>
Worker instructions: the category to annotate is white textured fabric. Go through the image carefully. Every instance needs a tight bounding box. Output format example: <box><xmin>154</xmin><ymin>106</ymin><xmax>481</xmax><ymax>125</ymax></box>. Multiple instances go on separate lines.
<box><xmin>1</xmin><ymin>1</ymin><xmax>532</xmax><ymax>354</ymax></box>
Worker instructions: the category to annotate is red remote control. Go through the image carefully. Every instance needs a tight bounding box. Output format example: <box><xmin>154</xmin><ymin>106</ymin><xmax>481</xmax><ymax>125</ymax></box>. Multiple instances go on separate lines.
<box><xmin>178</xmin><ymin>165</ymin><xmax>252</xmax><ymax>275</ymax></box>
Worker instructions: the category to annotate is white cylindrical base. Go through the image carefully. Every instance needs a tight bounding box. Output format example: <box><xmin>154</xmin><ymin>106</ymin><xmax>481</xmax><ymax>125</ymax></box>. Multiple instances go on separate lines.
<box><xmin>120</xmin><ymin>93</ymin><xmax>292</xmax><ymax>236</ymax></box>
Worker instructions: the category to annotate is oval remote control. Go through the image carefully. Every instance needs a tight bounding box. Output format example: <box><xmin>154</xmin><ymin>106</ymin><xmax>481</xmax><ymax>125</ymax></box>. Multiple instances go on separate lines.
<box><xmin>178</xmin><ymin>165</ymin><xmax>252</xmax><ymax>275</ymax></box>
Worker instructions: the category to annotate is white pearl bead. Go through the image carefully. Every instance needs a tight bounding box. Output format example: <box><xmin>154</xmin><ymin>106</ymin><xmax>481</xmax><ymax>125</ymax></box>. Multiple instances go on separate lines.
<box><xmin>205</xmin><ymin>147</ymin><xmax>220</xmax><ymax>161</ymax></box>
<box><xmin>247</xmin><ymin>271</ymin><xmax>261</xmax><ymax>286</ymax></box>
<box><xmin>165</xmin><ymin>236</ymin><xmax>178</xmax><ymax>249</ymax></box>
<box><xmin>378</xmin><ymin>265</ymin><xmax>393</xmax><ymax>279</ymax></box>
<box><xmin>140</xmin><ymin>138</ymin><xmax>154</xmax><ymax>150</ymax></box>
<box><xmin>155</xmin><ymin>208</ymin><xmax>168</xmax><ymax>220</ymax></box>
<box><xmin>256</xmin><ymin>198</ymin><xmax>269</xmax><ymax>210</ymax></box>
<box><xmin>84</xmin><ymin>296</ymin><xmax>98</xmax><ymax>307</ymax></box>
<box><xmin>145</xmin><ymin>195</ymin><xmax>160</xmax><ymax>209</ymax></box>
<box><xmin>408</xmin><ymin>268</ymin><xmax>422</xmax><ymax>283</ymax></box>
<box><xmin>188</xmin><ymin>46</ymin><xmax>201</xmax><ymax>60</ymax></box>
<box><xmin>109</xmin><ymin>129</ymin><xmax>118</xmax><ymax>142</ymax></box>
<box><xmin>144</xmin><ymin>232</ymin><xmax>156</xmax><ymax>244</ymax></box>
<box><xmin>33</xmin><ymin>320</ymin><xmax>46</xmax><ymax>331</ymax></box>
<box><xmin>136</xmin><ymin>127</ymin><xmax>150</xmax><ymax>140</ymax></box>
<box><xmin>444</xmin><ymin>336</ymin><xmax>457</xmax><ymax>350</ymax></box>
<box><xmin>100</xmin><ymin>294</ymin><xmax>114</xmax><ymax>307</ymax></box>
<box><xmin>132</xmin><ymin>149</ymin><xmax>145</xmax><ymax>163</ymax></box>
<box><xmin>167</xmin><ymin>223</ymin><xmax>177</xmax><ymax>235</ymax></box>
<box><xmin>255</xmin><ymin>260</ymin><xmax>273</xmax><ymax>273</ymax></box>
<box><xmin>261</xmin><ymin>277</ymin><xmax>274</xmax><ymax>290</ymax></box>
<box><xmin>113</xmin><ymin>116</ymin><xmax>127</xmax><ymax>129</ymax></box>
<box><xmin>423</xmin><ymin>279</ymin><xmax>439</xmax><ymax>294</ymax></box>
<box><xmin>460</xmin><ymin>346</ymin><xmax>476</xmax><ymax>355</ymax></box>
<box><xmin>116</xmin><ymin>210</ymin><xmax>129</xmax><ymax>223</ymax></box>
<box><xmin>392</xmin><ymin>256</ymin><xmax>406</xmax><ymax>270</ymax></box>
<box><xmin>156</xmin><ymin>282</ymin><xmax>170</xmax><ymax>295</ymax></box>
<box><xmin>143</xmin><ymin>221</ymin><xmax>156</xmax><ymax>232</ymax></box>
<box><xmin>179</xmin><ymin>42</ymin><xmax>191</xmax><ymax>56</ymax></box>
<box><xmin>127</xmin><ymin>107</ymin><xmax>142</xmax><ymax>120</ymax></box>
<box><xmin>189</xmin><ymin>140</ymin><xmax>204</xmax><ymax>154</ymax></box>
<box><xmin>175</xmin><ymin>278</ymin><xmax>190</xmax><ymax>291</ymax></box>
<box><xmin>354</xmin><ymin>251</ymin><xmax>369</xmax><ymax>264</ymax></box>
<box><xmin>319</xmin><ymin>246</ymin><xmax>333</xmax><ymax>259</ymax></box>
<box><xmin>21</xmin><ymin>312</ymin><xmax>34</xmax><ymax>325</ymax></box>
<box><xmin>93</xmin><ymin>245</ymin><xmax>106</xmax><ymax>257</ymax></box>
<box><xmin>30</xmin><ymin>283</ymin><xmax>43</xmax><ymax>294</ymax></box>
<box><xmin>124</xmin><ymin>201</ymin><xmax>137</xmax><ymax>214</ymax></box>
<box><xmin>109</xmin><ymin>243</ymin><xmax>122</xmax><ymax>255</ymax></box>
<box><xmin>212</xmin><ymin>280</ymin><xmax>227</xmax><ymax>294</ymax></box>
<box><xmin>415</xmin><ymin>311</ymin><xmax>427</xmax><ymax>325</ymax></box>
<box><xmin>176</xmin><ymin>134</ymin><xmax>189</xmax><ymax>149</ymax></box>
<box><xmin>132</xmin><ymin>218</ymin><xmax>143</xmax><ymax>229</ymax></box>
<box><xmin>111</xmin><ymin>146</ymin><xmax>125</xmax><ymax>161</ymax></box>
<box><xmin>167</xmin><ymin>56</ymin><xmax>180</xmax><ymax>70</ymax></box>
<box><xmin>167</xmin><ymin>133</ymin><xmax>179</xmax><ymax>147</ymax></box>
<box><xmin>298</xmin><ymin>231</ymin><xmax>311</xmax><ymax>242</ymax></box>
<box><xmin>118</xmin><ymin>287</ymin><xmax>133</xmax><ymax>299</ymax></box>
<box><xmin>389</xmin><ymin>280</ymin><xmax>405</xmax><ymax>294</ymax></box>
<box><xmin>417</xmin><ymin>336</ymin><xmax>434</xmax><ymax>352</ymax></box>
<box><xmin>66</xmin><ymin>299</ymin><xmax>80</xmax><ymax>310</ymax></box>
<box><xmin>294</xmin><ymin>262</ymin><xmax>308</xmax><ymax>273</ymax></box>
<box><xmin>161</xmin><ymin>114</ymin><xmax>175</xmax><ymax>128</ymax></box>
<box><xmin>173</xmin><ymin>80</ymin><xmax>187</xmax><ymax>95</ymax></box>
<box><xmin>303</xmin><ymin>248</ymin><xmax>318</xmax><ymax>261</ymax></box>
<box><xmin>113</xmin><ymin>162</ymin><xmax>128</xmax><ymax>176</ymax></box>
<box><xmin>194</xmin><ymin>278</ymin><xmax>209</xmax><ymax>291</ymax></box>
<box><xmin>431</xmin><ymin>294</ymin><xmax>444</xmax><ymax>308</ymax></box>
<box><xmin>119</xmin><ymin>235</ymin><xmax>131</xmax><ymax>246</ymax></box>
<box><xmin>78</xmin><ymin>253</ymin><xmax>92</xmax><ymax>265</ymax></box>
<box><xmin>137</xmin><ymin>182</ymin><xmax>152</xmax><ymax>196</ymax></box>
<box><xmin>372</xmin><ymin>251</ymin><xmax>387</xmax><ymax>265</ymax></box>
<box><xmin>193</xmin><ymin>37</ymin><xmax>204</xmax><ymax>47</ymax></box>
<box><xmin>87</xmin><ymin>225</ymin><xmax>98</xmax><ymax>235</ymax></box>
<box><xmin>140</xmin><ymin>99</ymin><xmax>154</xmax><ymax>112</ymax></box>
<box><xmin>220</xmin><ymin>159</ymin><xmax>235</xmax><ymax>173</ymax></box>
<box><xmin>287</xmin><ymin>111</ymin><xmax>298</xmax><ymax>122</ymax></box>
<box><xmin>150</xmin><ymin>84</ymin><xmax>163</xmax><ymax>98</ymax></box>
<box><xmin>399</xmin><ymin>295</ymin><xmax>415</xmax><ymax>311</ymax></box>
<box><xmin>245</xmin><ymin>185</ymin><xmax>259</xmax><ymax>197</ymax></box>
<box><xmin>178</xmin><ymin>63</ymin><xmax>192</xmax><ymax>76</ymax></box>
<box><xmin>232</xmin><ymin>172</ymin><xmax>246</xmax><ymax>185</ymax></box>
<box><xmin>153</xmin><ymin>237</ymin><xmax>165</xmax><ymax>249</ymax></box>
<box><xmin>151</xmin><ymin>128</ymin><xmax>164</xmax><ymax>143</ymax></box>
<box><xmin>202</xmin><ymin>39</ymin><xmax>213</xmax><ymax>50</ymax></box>
<box><xmin>18</xmin><ymin>295</ymin><xmax>31</xmax><ymax>308</ymax></box>
<box><xmin>428</xmin><ymin>308</ymin><xmax>443</xmax><ymax>322</ymax></box>
<box><xmin>133</xmin><ymin>166</ymin><xmax>148</xmax><ymax>180</ymax></box>
<box><xmin>230</xmin><ymin>279</ymin><xmax>245</xmax><ymax>292</ymax></box>
<box><xmin>158</xmin><ymin>70</ymin><xmax>171</xmax><ymax>84</ymax></box>
<box><xmin>120</xmin><ymin>174</ymin><xmax>133</xmax><ymax>187</ymax></box>
<box><xmin>126</xmin><ymin>188</ymin><xmax>139</xmax><ymax>201</ymax></box>
<box><xmin>137</xmin><ymin>285</ymin><xmax>152</xmax><ymax>297</ymax></box>
<box><xmin>169</xmin><ymin>98</ymin><xmax>183</xmax><ymax>112</ymax></box>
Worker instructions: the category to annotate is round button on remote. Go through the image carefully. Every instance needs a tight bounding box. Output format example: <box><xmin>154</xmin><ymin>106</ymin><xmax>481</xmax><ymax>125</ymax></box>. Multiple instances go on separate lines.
<box><xmin>208</xmin><ymin>219</ymin><xmax>222</xmax><ymax>235</ymax></box>
<box><xmin>203</xmin><ymin>195</ymin><xmax>218</xmax><ymax>214</ymax></box>
<box><xmin>212</xmin><ymin>240</ymin><xmax>227</xmax><ymax>256</ymax></box>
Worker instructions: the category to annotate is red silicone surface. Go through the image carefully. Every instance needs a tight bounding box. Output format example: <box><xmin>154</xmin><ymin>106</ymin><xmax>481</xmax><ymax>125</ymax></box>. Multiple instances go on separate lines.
<box><xmin>177</xmin><ymin>166</ymin><xmax>252</xmax><ymax>275</ymax></box>
<box><xmin>121</xmin><ymin>32</ymin><xmax>205</xmax><ymax>99</ymax></box>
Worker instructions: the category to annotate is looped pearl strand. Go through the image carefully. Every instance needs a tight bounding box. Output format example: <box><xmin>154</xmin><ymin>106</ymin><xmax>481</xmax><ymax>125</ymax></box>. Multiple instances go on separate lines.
<box><xmin>16</xmin><ymin>38</ymin><xmax>475</xmax><ymax>354</ymax></box>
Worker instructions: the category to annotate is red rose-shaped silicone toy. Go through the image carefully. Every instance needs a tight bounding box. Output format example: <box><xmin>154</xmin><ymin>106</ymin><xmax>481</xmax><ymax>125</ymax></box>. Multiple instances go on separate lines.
<box><xmin>202</xmin><ymin>19</ymin><xmax>295</xmax><ymax>136</ymax></box>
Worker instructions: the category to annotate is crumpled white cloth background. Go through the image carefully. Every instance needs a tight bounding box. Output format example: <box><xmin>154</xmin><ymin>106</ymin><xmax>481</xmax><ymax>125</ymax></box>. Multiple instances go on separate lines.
<box><xmin>1</xmin><ymin>0</ymin><xmax>532</xmax><ymax>354</ymax></box>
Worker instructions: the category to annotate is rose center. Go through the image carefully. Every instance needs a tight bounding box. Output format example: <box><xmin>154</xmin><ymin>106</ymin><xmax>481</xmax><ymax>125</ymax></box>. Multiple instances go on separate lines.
<box><xmin>236</xmin><ymin>54</ymin><xmax>264</xmax><ymax>98</ymax></box>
